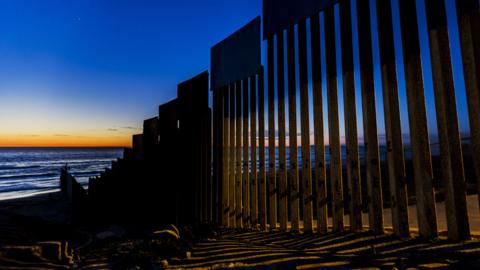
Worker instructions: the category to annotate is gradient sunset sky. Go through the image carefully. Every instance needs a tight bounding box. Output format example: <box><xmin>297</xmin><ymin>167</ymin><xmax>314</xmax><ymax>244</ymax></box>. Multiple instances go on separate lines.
<box><xmin>0</xmin><ymin>0</ymin><xmax>471</xmax><ymax>147</ymax></box>
<box><xmin>0</xmin><ymin>0</ymin><xmax>261</xmax><ymax>147</ymax></box>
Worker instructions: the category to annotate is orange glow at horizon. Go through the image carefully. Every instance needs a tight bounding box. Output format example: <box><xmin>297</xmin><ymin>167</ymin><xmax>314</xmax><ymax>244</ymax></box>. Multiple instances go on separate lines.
<box><xmin>0</xmin><ymin>92</ymin><xmax>142</xmax><ymax>148</ymax></box>
<box><xmin>0</xmin><ymin>134</ymin><xmax>132</xmax><ymax>148</ymax></box>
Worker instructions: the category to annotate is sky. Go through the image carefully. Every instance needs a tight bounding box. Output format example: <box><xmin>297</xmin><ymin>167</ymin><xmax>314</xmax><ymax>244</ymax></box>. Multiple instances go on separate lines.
<box><xmin>0</xmin><ymin>0</ymin><xmax>471</xmax><ymax>147</ymax></box>
<box><xmin>310</xmin><ymin>0</ymin><xmax>469</xmax><ymax>146</ymax></box>
<box><xmin>0</xmin><ymin>0</ymin><xmax>261</xmax><ymax>147</ymax></box>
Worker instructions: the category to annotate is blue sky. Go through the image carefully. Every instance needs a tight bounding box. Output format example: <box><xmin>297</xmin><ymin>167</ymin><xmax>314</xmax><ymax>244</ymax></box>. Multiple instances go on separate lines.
<box><xmin>266</xmin><ymin>0</ymin><xmax>469</xmax><ymax>146</ymax></box>
<box><xmin>0</xmin><ymin>0</ymin><xmax>260</xmax><ymax>146</ymax></box>
<box><xmin>0</xmin><ymin>0</ymin><xmax>471</xmax><ymax>146</ymax></box>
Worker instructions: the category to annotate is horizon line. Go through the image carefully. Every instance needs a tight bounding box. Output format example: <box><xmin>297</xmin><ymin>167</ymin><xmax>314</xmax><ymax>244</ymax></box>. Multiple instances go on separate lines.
<box><xmin>0</xmin><ymin>146</ymin><xmax>128</xmax><ymax>149</ymax></box>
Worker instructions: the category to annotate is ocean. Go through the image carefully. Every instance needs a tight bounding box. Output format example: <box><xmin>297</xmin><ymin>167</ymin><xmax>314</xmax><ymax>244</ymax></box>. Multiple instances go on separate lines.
<box><xmin>0</xmin><ymin>148</ymin><xmax>124</xmax><ymax>201</ymax></box>
<box><xmin>0</xmin><ymin>142</ymin><xmax>445</xmax><ymax>201</ymax></box>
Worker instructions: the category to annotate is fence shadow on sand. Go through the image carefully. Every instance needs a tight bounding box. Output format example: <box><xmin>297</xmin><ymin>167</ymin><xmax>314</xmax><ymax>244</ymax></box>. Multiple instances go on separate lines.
<box><xmin>168</xmin><ymin>229</ymin><xmax>480</xmax><ymax>269</ymax></box>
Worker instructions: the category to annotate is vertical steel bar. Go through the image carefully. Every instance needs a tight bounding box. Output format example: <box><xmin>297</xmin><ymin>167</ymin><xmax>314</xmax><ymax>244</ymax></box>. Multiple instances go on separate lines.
<box><xmin>235</xmin><ymin>81</ymin><xmax>243</xmax><ymax>228</ymax></box>
<box><xmin>250</xmin><ymin>74</ymin><xmax>258</xmax><ymax>226</ymax></box>
<box><xmin>287</xmin><ymin>26</ymin><xmax>301</xmax><ymax>232</ymax></box>
<box><xmin>201</xmin><ymin>112</ymin><xmax>205</xmax><ymax>222</ymax></box>
<box><xmin>425</xmin><ymin>0</ymin><xmax>470</xmax><ymax>241</ymax></box>
<box><xmin>399</xmin><ymin>0</ymin><xmax>437</xmax><ymax>239</ymax></box>
<box><xmin>198</xmin><ymin>127</ymin><xmax>202</xmax><ymax>222</ymax></box>
<box><xmin>212</xmin><ymin>89</ymin><xmax>219</xmax><ymax>224</ymax></box>
<box><xmin>207</xmin><ymin>107</ymin><xmax>212</xmax><ymax>222</ymax></box>
<box><xmin>229</xmin><ymin>84</ymin><xmax>236</xmax><ymax>227</ymax></box>
<box><xmin>277</xmin><ymin>31</ymin><xmax>288</xmax><ymax>231</ymax></box>
<box><xmin>339</xmin><ymin>0</ymin><xmax>363</xmax><ymax>232</ymax></box>
<box><xmin>356</xmin><ymin>0</ymin><xmax>384</xmax><ymax>234</ymax></box>
<box><xmin>258</xmin><ymin>68</ymin><xmax>268</xmax><ymax>230</ymax></box>
<box><xmin>325</xmin><ymin>7</ymin><xmax>344</xmax><ymax>233</ymax></box>
<box><xmin>376</xmin><ymin>0</ymin><xmax>409</xmax><ymax>237</ymax></box>
<box><xmin>298</xmin><ymin>19</ymin><xmax>314</xmax><ymax>233</ymax></box>
<box><xmin>267</xmin><ymin>37</ymin><xmax>278</xmax><ymax>230</ymax></box>
<box><xmin>456</xmin><ymin>0</ymin><xmax>480</xmax><ymax>211</ymax></box>
<box><xmin>222</xmin><ymin>86</ymin><xmax>229</xmax><ymax>227</ymax></box>
<box><xmin>217</xmin><ymin>89</ymin><xmax>223</xmax><ymax>225</ymax></box>
<box><xmin>205</xmin><ymin>109</ymin><xmax>210</xmax><ymax>222</ymax></box>
<box><xmin>221</xmin><ymin>86</ymin><xmax>231</xmax><ymax>226</ymax></box>
<box><xmin>243</xmin><ymin>79</ymin><xmax>251</xmax><ymax>228</ymax></box>
<box><xmin>311</xmin><ymin>14</ymin><xmax>328</xmax><ymax>234</ymax></box>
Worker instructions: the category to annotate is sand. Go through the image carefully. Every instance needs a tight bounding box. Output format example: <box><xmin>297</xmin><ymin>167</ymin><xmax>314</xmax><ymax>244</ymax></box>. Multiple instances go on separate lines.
<box><xmin>1</xmin><ymin>192</ymin><xmax>480</xmax><ymax>269</ymax></box>
<box><xmin>168</xmin><ymin>229</ymin><xmax>480</xmax><ymax>269</ymax></box>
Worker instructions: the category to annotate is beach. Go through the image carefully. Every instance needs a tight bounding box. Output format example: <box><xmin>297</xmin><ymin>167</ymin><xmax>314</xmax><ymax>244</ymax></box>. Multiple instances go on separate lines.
<box><xmin>0</xmin><ymin>148</ymin><xmax>123</xmax><ymax>201</ymax></box>
<box><xmin>0</xmin><ymin>191</ymin><xmax>190</xmax><ymax>269</ymax></box>
<box><xmin>0</xmin><ymin>143</ymin><xmax>479</xmax><ymax>269</ymax></box>
<box><xmin>0</xmin><ymin>192</ymin><xmax>78</xmax><ymax>268</ymax></box>
<box><xmin>1</xmin><ymin>189</ymin><xmax>480</xmax><ymax>269</ymax></box>
<box><xmin>2</xmin><ymin>0</ymin><xmax>479</xmax><ymax>267</ymax></box>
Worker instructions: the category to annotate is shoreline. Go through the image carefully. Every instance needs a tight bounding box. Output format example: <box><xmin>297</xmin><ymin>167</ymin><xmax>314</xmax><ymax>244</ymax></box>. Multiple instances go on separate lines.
<box><xmin>0</xmin><ymin>188</ymin><xmax>61</xmax><ymax>202</ymax></box>
<box><xmin>0</xmin><ymin>192</ymin><xmax>74</xmax><ymax>244</ymax></box>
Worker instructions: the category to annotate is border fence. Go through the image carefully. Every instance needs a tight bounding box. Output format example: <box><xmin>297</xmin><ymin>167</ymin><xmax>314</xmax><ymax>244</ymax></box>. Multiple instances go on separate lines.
<box><xmin>89</xmin><ymin>0</ymin><xmax>480</xmax><ymax>242</ymax></box>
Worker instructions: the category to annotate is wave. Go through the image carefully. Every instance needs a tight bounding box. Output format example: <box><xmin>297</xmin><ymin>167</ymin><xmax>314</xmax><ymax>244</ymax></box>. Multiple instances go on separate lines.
<box><xmin>0</xmin><ymin>159</ymin><xmax>113</xmax><ymax>168</ymax></box>
<box><xmin>0</xmin><ymin>188</ymin><xmax>61</xmax><ymax>201</ymax></box>
<box><xmin>0</xmin><ymin>183</ymin><xmax>54</xmax><ymax>193</ymax></box>
<box><xmin>0</xmin><ymin>165</ymin><xmax>41</xmax><ymax>171</ymax></box>
<box><xmin>0</xmin><ymin>172</ymin><xmax>58</xmax><ymax>181</ymax></box>
<box><xmin>0</xmin><ymin>148</ymin><xmax>123</xmax><ymax>200</ymax></box>
<box><xmin>71</xmin><ymin>171</ymin><xmax>104</xmax><ymax>176</ymax></box>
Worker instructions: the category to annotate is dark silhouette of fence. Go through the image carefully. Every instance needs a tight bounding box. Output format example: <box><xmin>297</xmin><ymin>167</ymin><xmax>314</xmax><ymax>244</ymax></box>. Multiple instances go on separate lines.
<box><xmin>87</xmin><ymin>72</ymin><xmax>210</xmax><ymax>226</ymax></box>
